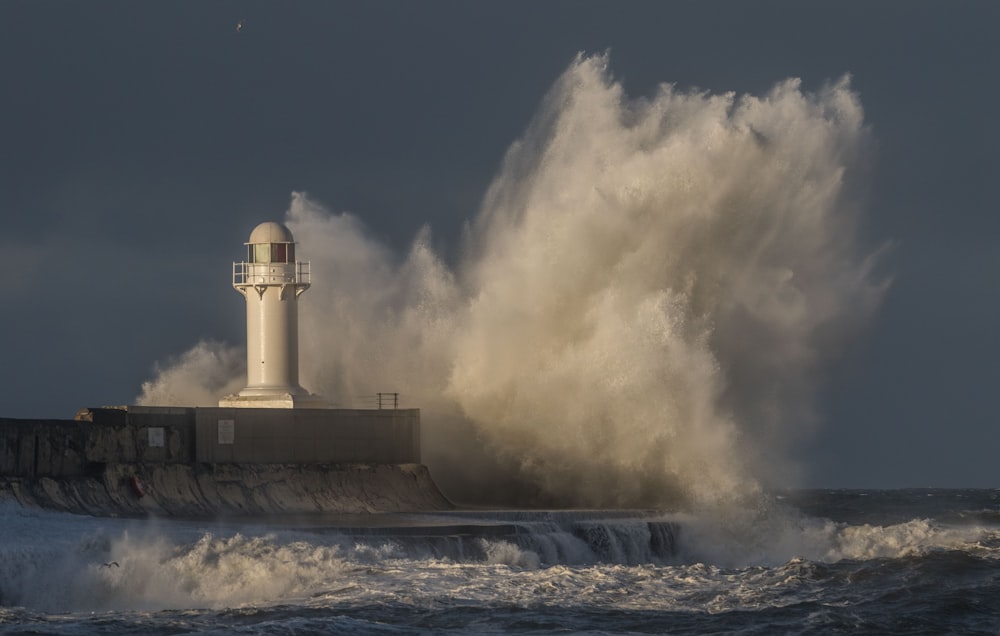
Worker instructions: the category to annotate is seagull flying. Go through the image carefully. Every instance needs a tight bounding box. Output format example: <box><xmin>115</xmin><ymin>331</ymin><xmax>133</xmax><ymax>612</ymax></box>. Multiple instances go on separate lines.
<box><xmin>236</xmin><ymin>19</ymin><xmax>245</xmax><ymax>33</ymax></box>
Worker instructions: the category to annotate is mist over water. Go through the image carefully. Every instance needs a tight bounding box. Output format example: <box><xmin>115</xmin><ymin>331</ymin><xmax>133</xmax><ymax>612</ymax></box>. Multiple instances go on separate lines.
<box><xmin>138</xmin><ymin>54</ymin><xmax>886</xmax><ymax>509</ymax></box>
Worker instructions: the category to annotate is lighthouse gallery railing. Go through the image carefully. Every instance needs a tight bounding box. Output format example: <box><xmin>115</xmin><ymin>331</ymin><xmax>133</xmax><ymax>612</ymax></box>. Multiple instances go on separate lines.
<box><xmin>232</xmin><ymin>261</ymin><xmax>311</xmax><ymax>287</ymax></box>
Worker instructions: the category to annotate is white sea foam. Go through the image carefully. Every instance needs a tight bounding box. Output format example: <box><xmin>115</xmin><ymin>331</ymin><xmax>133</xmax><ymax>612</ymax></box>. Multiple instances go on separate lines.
<box><xmin>480</xmin><ymin>539</ymin><xmax>541</xmax><ymax>569</ymax></box>
<box><xmin>136</xmin><ymin>53</ymin><xmax>887</xmax><ymax>509</ymax></box>
<box><xmin>676</xmin><ymin>500</ymin><xmax>997</xmax><ymax>568</ymax></box>
<box><xmin>1</xmin><ymin>503</ymin><xmax>998</xmax><ymax>614</ymax></box>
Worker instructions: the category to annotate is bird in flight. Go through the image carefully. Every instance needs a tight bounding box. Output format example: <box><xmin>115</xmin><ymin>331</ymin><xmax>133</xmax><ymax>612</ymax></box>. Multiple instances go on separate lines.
<box><xmin>236</xmin><ymin>19</ymin><xmax>245</xmax><ymax>32</ymax></box>
<box><xmin>102</xmin><ymin>561</ymin><xmax>120</xmax><ymax>568</ymax></box>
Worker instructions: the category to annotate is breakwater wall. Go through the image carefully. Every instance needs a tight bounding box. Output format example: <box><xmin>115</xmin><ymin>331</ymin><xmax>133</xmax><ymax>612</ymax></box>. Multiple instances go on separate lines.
<box><xmin>0</xmin><ymin>406</ymin><xmax>451</xmax><ymax>516</ymax></box>
<box><xmin>1</xmin><ymin>406</ymin><xmax>421</xmax><ymax>477</ymax></box>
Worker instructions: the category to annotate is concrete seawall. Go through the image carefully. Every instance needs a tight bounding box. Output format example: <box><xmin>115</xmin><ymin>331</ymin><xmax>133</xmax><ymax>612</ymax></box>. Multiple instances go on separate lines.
<box><xmin>1</xmin><ymin>462</ymin><xmax>452</xmax><ymax>517</ymax></box>
<box><xmin>0</xmin><ymin>405</ymin><xmax>453</xmax><ymax>517</ymax></box>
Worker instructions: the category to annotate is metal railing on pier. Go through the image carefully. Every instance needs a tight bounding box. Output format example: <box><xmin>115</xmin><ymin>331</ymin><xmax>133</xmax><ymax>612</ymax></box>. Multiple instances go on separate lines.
<box><xmin>355</xmin><ymin>393</ymin><xmax>403</xmax><ymax>410</ymax></box>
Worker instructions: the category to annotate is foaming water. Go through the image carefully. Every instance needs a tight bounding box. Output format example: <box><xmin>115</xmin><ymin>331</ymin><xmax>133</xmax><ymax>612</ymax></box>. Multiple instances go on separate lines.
<box><xmin>2</xmin><ymin>492</ymin><xmax>999</xmax><ymax>633</ymax></box>
<box><xmin>137</xmin><ymin>53</ymin><xmax>886</xmax><ymax>509</ymax></box>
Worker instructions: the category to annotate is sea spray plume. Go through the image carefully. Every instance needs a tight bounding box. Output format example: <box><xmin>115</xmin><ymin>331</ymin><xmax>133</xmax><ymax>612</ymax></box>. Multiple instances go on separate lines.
<box><xmin>284</xmin><ymin>195</ymin><xmax>496</xmax><ymax>491</ymax></box>
<box><xmin>136</xmin><ymin>340</ymin><xmax>244</xmax><ymax>406</ymax></box>
<box><xmin>447</xmin><ymin>54</ymin><xmax>886</xmax><ymax>507</ymax></box>
<box><xmin>286</xmin><ymin>194</ymin><xmax>462</xmax><ymax>412</ymax></box>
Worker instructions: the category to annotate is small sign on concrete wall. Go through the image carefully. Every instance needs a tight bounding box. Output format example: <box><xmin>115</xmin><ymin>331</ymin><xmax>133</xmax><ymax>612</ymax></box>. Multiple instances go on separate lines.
<box><xmin>147</xmin><ymin>427</ymin><xmax>165</xmax><ymax>448</ymax></box>
<box><xmin>218</xmin><ymin>419</ymin><xmax>235</xmax><ymax>444</ymax></box>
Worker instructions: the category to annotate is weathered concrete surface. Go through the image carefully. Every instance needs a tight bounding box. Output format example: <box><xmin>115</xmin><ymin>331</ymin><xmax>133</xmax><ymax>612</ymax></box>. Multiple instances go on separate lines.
<box><xmin>0</xmin><ymin>412</ymin><xmax>197</xmax><ymax>478</ymax></box>
<box><xmin>0</xmin><ymin>463</ymin><xmax>453</xmax><ymax>517</ymax></box>
<box><xmin>1</xmin><ymin>406</ymin><xmax>437</xmax><ymax>517</ymax></box>
<box><xmin>1</xmin><ymin>407</ymin><xmax>420</xmax><ymax>474</ymax></box>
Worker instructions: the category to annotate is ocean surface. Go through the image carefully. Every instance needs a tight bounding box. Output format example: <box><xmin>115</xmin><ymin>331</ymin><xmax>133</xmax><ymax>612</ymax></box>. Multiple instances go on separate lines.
<box><xmin>2</xmin><ymin>489</ymin><xmax>999</xmax><ymax>635</ymax></box>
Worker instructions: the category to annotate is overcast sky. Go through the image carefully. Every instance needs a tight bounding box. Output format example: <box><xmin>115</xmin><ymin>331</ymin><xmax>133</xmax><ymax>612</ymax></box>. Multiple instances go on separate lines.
<box><xmin>1</xmin><ymin>1</ymin><xmax>997</xmax><ymax>489</ymax></box>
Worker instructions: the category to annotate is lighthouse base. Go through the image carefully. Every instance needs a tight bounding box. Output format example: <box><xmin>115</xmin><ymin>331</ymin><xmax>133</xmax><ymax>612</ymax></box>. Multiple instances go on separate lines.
<box><xmin>218</xmin><ymin>392</ymin><xmax>330</xmax><ymax>409</ymax></box>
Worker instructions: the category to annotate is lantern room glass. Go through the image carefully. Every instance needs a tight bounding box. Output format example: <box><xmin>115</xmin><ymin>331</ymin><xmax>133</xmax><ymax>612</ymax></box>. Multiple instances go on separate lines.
<box><xmin>248</xmin><ymin>243</ymin><xmax>294</xmax><ymax>264</ymax></box>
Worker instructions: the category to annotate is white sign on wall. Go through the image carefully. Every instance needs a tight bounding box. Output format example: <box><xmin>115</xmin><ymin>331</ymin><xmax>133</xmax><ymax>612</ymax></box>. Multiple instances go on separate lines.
<box><xmin>218</xmin><ymin>419</ymin><xmax>235</xmax><ymax>445</ymax></box>
<box><xmin>148</xmin><ymin>427</ymin><xmax>165</xmax><ymax>448</ymax></box>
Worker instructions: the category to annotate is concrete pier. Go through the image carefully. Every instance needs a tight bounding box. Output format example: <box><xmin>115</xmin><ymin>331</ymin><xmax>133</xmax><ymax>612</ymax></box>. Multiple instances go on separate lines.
<box><xmin>0</xmin><ymin>406</ymin><xmax>451</xmax><ymax>516</ymax></box>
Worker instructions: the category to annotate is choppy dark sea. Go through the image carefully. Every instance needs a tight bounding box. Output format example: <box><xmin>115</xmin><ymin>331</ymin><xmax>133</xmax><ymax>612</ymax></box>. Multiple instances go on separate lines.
<box><xmin>2</xmin><ymin>489</ymin><xmax>999</xmax><ymax>635</ymax></box>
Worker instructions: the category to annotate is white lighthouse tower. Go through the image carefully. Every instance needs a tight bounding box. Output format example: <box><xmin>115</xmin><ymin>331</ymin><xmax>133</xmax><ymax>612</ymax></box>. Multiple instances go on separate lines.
<box><xmin>219</xmin><ymin>222</ymin><xmax>327</xmax><ymax>408</ymax></box>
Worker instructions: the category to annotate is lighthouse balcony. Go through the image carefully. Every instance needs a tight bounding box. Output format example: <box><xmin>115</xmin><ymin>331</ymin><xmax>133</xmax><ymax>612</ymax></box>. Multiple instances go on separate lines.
<box><xmin>233</xmin><ymin>261</ymin><xmax>311</xmax><ymax>288</ymax></box>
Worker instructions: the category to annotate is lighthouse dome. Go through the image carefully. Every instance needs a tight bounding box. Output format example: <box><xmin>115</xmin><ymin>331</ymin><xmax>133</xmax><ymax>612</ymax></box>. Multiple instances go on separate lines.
<box><xmin>248</xmin><ymin>221</ymin><xmax>295</xmax><ymax>245</ymax></box>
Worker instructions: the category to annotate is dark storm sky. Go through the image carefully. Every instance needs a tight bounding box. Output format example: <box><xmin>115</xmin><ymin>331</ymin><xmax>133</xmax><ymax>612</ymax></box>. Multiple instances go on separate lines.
<box><xmin>1</xmin><ymin>1</ymin><xmax>997</xmax><ymax>488</ymax></box>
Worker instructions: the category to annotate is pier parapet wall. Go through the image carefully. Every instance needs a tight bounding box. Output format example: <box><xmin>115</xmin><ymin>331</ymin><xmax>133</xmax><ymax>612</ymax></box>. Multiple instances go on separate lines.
<box><xmin>1</xmin><ymin>406</ymin><xmax>420</xmax><ymax>479</ymax></box>
<box><xmin>0</xmin><ymin>406</ymin><xmax>443</xmax><ymax>516</ymax></box>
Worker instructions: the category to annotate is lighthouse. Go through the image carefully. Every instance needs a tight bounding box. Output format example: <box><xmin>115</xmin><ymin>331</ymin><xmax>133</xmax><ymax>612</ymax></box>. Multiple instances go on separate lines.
<box><xmin>219</xmin><ymin>222</ymin><xmax>327</xmax><ymax>408</ymax></box>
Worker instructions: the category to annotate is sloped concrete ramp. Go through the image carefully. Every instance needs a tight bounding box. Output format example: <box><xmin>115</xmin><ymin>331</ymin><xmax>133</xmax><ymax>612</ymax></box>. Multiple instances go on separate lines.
<box><xmin>1</xmin><ymin>463</ymin><xmax>453</xmax><ymax>517</ymax></box>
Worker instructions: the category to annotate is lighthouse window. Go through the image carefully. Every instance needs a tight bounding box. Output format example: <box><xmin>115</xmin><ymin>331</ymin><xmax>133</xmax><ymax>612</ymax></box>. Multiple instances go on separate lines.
<box><xmin>252</xmin><ymin>244</ymin><xmax>271</xmax><ymax>263</ymax></box>
<box><xmin>272</xmin><ymin>243</ymin><xmax>288</xmax><ymax>263</ymax></box>
<box><xmin>248</xmin><ymin>243</ymin><xmax>294</xmax><ymax>263</ymax></box>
